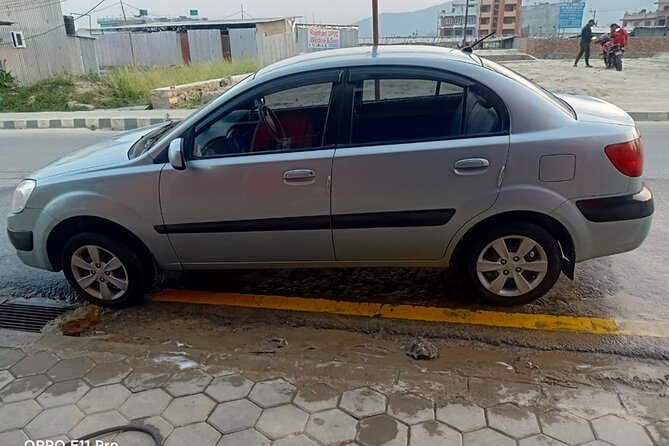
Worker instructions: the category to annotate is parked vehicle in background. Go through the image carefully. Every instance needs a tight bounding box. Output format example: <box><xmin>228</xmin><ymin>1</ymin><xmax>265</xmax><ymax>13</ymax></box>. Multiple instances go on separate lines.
<box><xmin>7</xmin><ymin>46</ymin><xmax>653</xmax><ymax>308</ymax></box>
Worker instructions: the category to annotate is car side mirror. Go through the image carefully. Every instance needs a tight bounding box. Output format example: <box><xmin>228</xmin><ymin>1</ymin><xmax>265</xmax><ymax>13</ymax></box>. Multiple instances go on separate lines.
<box><xmin>168</xmin><ymin>138</ymin><xmax>186</xmax><ymax>170</ymax></box>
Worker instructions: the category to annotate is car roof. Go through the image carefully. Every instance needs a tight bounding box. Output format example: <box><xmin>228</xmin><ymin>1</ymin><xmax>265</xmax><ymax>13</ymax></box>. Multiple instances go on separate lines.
<box><xmin>255</xmin><ymin>45</ymin><xmax>482</xmax><ymax>79</ymax></box>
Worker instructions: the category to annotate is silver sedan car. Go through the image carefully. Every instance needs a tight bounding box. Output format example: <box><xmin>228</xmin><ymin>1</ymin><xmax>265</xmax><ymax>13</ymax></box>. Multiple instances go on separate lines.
<box><xmin>7</xmin><ymin>46</ymin><xmax>653</xmax><ymax>308</ymax></box>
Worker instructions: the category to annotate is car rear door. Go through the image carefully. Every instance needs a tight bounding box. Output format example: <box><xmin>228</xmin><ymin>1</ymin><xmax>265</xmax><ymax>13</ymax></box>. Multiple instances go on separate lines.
<box><xmin>331</xmin><ymin>67</ymin><xmax>510</xmax><ymax>261</ymax></box>
<box><xmin>158</xmin><ymin>71</ymin><xmax>343</xmax><ymax>266</ymax></box>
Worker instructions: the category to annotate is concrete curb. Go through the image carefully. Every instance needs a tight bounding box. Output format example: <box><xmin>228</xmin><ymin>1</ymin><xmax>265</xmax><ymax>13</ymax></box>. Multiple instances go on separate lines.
<box><xmin>1</xmin><ymin>112</ymin><xmax>668</xmax><ymax>131</ymax></box>
<box><xmin>627</xmin><ymin>111</ymin><xmax>669</xmax><ymax>122</ymax></box>
<box><xmin>0</xmin><ymin>117</ymin><xmax>171</xmax><ymax>131</ymax></box>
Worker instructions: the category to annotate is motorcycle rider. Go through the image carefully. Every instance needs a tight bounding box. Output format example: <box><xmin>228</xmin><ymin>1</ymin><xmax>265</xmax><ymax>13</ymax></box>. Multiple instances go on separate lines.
<box><xmin>574</xmin><ymin>19</ymin><xmax>596</xmax><ymax>67</ymax></box>
<box><xmin>610</xmin><ymin>23</ymin><xmax>629</xmax><ymax>47</ymax></box>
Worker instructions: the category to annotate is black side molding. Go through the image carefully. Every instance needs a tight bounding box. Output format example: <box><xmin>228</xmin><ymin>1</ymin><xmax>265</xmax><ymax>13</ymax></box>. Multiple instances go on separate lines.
<box><xmin>332</xmin><ymin>209</ymin><xmax>455</xmax><ymax>229</ymax></box>
<box><xmin>7</xmin><ymin>229</ymin><xmax>33</xmax><ymax>251</ymax></box>
<box><xmin>155</xmin><ymin>209</ymin><xmax>456</xmax><ymax>235</ymax></box>
<box><xmin>576</xmin><ymin>185</ymin><xmax>654</xmax><ymax>223</ymax></box>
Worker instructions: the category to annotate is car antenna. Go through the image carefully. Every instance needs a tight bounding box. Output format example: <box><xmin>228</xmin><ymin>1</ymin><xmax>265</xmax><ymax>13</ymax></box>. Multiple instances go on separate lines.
<box><xmin>461</xmin><ymin>31</ymin><xmax>496</xmax><ymax>54</ymax></box>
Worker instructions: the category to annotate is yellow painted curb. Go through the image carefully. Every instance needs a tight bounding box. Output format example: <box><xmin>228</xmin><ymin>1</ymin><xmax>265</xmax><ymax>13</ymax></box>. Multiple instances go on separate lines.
<box><xmin>153</xmin><ymin>290</ymin><xmax>669</xmax><ymax>338</ymax></box>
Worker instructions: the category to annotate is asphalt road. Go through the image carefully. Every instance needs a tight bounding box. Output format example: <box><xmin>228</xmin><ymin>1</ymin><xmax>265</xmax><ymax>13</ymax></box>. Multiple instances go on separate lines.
<box><xmin>0</xmin><ymin>125</ymin><xmax>667</xmax><ymax>343</ymax></box>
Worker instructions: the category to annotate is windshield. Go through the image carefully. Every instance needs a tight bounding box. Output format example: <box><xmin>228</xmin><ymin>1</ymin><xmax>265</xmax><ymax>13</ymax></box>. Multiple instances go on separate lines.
<box><xmin>128</xmin><ymin>121</ymin><xmax>176</xmax><ymax>159</ymax></box>
<box><xmin>482</xmin><ymin>59</ymin><xmax>576</xmax><ymax>118</ymax></box>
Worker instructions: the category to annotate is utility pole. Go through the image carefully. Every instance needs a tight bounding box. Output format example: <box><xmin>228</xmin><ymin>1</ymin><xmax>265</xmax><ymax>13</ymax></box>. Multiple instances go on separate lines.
<box><xmin>372</xmin><ymin>0</ymin><xmax>380</xmax><ymax>99</ymax></box>
<box><xmin>372</xmin><ymin>0</ymin><xmax>379</xmax><ymax>46</ymax></box>
<box><xmin>119</xmin><ymin>1</ymin><xmax>136</xmax><ymax>66</ymax></box>
<box><xmin>462</xmin><ymin>0</ymin><xmax>471</xmax><ymax>47</ymax></box>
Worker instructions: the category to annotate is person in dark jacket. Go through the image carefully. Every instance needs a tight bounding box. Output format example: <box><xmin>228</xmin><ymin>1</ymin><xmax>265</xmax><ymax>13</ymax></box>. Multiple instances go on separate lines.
<box><xmin>574</xmin><ymin>19</ymin><xmax>596</xmax><ymax>67</ymax></box>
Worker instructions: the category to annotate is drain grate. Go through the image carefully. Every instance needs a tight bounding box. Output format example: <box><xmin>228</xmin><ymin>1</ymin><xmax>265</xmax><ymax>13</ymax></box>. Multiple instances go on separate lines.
<box><xmin>0</xmin><ymin>303</ymin><xmax>69</xmax><ymax>332</ymax></box>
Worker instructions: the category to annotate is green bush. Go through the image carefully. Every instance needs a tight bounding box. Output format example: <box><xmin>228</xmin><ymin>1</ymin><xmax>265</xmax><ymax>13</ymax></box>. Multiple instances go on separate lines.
<box><xmin>0</xmin><ymin>70</ymin><xmax>16</xmax><ymax>90</ymax></box>
<box><xmin>0</xmin><ymin>59</ymin><xmax>259</xmax><ymax>112</ymax></box>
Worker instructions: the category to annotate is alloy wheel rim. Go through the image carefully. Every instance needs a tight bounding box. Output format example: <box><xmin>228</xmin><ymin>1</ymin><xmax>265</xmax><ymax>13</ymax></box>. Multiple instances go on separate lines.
<box><xmin>476</xmin><ymin>235</ymin><xmax>548</xmax><ymax>297</ymax></box>
<box><xmin>70</xmin><ymin>245</ymin><xmax>129</xmax><ymax>301</ymax></box>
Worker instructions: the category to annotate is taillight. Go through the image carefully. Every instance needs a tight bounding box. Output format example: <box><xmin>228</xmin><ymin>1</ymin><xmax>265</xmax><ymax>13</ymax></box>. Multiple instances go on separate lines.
<box><xmin>605</xmin><ymin>138</ymin><xmax>643</xmax><ymax>177</ymax></box>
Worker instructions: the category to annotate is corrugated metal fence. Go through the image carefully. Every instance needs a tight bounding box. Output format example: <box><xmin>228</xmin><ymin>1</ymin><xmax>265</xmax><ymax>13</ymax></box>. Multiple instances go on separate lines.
<box><xmin>0</xmin><ymin>0</ymin><xmax>100</xmax><ymax>84</ymax></box>
<box><xmin>188</xmin><ymin>29</ymin><xmax>223</xmax><ymax>63</ymax></box>
<box><xmin>95</xmin><ymin>32</ymin><xmax>182</xmax><ymax>67</ymax></box>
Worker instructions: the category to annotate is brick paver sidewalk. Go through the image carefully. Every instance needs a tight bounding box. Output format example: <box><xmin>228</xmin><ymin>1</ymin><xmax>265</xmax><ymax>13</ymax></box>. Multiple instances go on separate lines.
<box><xmin>0</xmin><ymin>329</ymin><xmax>666</xmax><ymax>446</ymax></box>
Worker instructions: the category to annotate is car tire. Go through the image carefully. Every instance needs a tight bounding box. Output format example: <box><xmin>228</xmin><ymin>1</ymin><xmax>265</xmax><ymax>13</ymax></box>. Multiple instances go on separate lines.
<box><xmin>466</xmin><ymin>223</ymin><xmax>562</xmax><ymax>306</ymax></box>
<box><xmin>62</xmin><ymin>232</ymin><xmax>150</xmax><ymax>308</ymax></box>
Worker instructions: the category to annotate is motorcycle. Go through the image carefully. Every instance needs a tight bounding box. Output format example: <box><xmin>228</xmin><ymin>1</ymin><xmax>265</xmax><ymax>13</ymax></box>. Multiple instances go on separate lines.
<box><xmin>596</xmin><ymin>34</ymin><xmax>624</xmax><ymax>71</ymax></box>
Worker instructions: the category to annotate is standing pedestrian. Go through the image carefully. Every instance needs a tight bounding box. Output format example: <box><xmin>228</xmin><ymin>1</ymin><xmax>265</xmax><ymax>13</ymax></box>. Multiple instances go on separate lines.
<box><xmin>574</xmin><ymin>19</ymin><xmax>596</xmax><ymax>67</ymax></box>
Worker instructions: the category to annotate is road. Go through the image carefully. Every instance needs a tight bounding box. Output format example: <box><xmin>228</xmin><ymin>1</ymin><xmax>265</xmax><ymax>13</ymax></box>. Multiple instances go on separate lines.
<box><xmin>0</xmin><ymin>125</ymin><xmax>668</xmax><ymax>356</ymax></box>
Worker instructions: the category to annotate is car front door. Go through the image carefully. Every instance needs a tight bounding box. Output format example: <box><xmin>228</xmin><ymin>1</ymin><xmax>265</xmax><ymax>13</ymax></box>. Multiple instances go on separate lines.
<box><xmin>159</xmin><ymin>71</ymin><xmax>342</xmax><ymax>266</ymax></box>
<box><xmin>331</xmin><ymin>67</ymin><xmax>510</xmax><ymax>261</ymax></box>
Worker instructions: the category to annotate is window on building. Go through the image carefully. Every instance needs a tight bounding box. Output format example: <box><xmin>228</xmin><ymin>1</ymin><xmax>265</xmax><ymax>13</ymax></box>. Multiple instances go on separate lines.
<box><xmin>455</xmin><ymin>17</ymin><xmax>463</xmax><ymax>25</ymax></box>
<box><xmin>664</xmin><ymin>5</ymin><xmax>669</xmax><ymax>11</ymax></box>
<box><xmin>480</xmin><ymin>17</ymin><xmax>490</xmax><ymax>24</ymax></box>
<box><xmin>503</xmin><ymin>17</ymin><xmax>515</xmax><ymax>24</ymax></box>
<box><xmin>468</xmin><ymin>16</ymin><xmax>476</xmax><ymax>24</ymax></box>
<box><xmin>481</xmin><ymin>5</ymin><xmax>491</xmax><ymax>12</ymax></box>
<box><xmin>504</xmin><ymin>4</ymin><xmax>516</xmax><ymax>11</ymax></box>
<box><xmin>502</xmin><ymin>28</ymin><xmax>515</xmax><ymax>35</ymax></box>
<box><xmin>10</xmin><ymin>31</ymin><xmax>26</xmax><ymax>48</ymax></box>
<box><xmin>644</xmin><ymin>20</ymin><xmax>652</xmax><ymax>26</ymax></box>
<box><xmin>444</xmin><ymin>17</ymin><xmax>453</xmax><ymax>25</ymax></box>
<box><xmin>659</xmin><ymin>19</ymin><xmax>667</xmax><ymax>26</ymax></box>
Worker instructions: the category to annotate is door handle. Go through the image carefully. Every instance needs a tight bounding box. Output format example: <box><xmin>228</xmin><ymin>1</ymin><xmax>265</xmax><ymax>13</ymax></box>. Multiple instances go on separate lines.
<box><xmin>454</xmin><ymin>158</ymin><xmax>490</xmax><ymax>175</ymax></box>
<box><xmin>455</xmin><ymin>158</ymin><xmax>490</xmax><ymax>169</ymax></box>
<box><xmin>284</xmin><ymin>169</ymin><xmax>316</xmax><ymax>184</ymax></box>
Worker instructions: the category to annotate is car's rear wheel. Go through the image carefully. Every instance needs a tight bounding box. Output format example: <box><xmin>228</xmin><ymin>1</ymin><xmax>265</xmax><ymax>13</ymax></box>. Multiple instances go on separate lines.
<box><xmin>62</xmin><ymin>233</ymin><xmax>149</xmax><ymax>308</ymax></box>
<box><xmin>466</xmin><ymin>223</ymin><xmax>562</xmax><ymax>306</ymax></box>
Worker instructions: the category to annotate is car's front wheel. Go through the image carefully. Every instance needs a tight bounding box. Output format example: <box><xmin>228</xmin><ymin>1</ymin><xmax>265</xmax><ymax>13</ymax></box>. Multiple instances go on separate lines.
<box><xmin>466</xmin><ymin>223</ymin><xmax>562</xmax><ymax>306</ymax></box>
<box><xmin>62</xmin><ymin>233</ymin><xmax>149</xmax><ymax>308</ymax></box>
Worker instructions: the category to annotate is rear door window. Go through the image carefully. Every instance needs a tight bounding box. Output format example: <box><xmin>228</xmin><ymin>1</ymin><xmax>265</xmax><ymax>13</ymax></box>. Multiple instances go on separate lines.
<box><xmin>350</xmin><ymin>77</ymin><xmax>466</xmax><ymax>145</ymax></box>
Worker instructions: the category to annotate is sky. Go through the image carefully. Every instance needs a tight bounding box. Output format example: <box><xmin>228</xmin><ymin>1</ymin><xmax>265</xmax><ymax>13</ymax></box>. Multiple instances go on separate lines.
<box><xmin>61</xmin><ymin>0</ymin><xmax>447</xmax><ymax>25</ymax></box>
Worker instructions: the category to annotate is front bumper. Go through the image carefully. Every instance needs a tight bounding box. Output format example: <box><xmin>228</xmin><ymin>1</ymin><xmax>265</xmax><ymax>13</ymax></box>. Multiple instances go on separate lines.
<box><xmin>7</xmin><ymin>229</ymin><xmax>33</xmax><ymax>251</ymax></box>
<box><xmin>576</xmin><ymin>186</ymin><xmax>654</xmax><ymax>222</ymax></box>
<box><xmin>7</xmin><ymin>208</ymin><xmax>58</xmax><ymax>271</ymax></box>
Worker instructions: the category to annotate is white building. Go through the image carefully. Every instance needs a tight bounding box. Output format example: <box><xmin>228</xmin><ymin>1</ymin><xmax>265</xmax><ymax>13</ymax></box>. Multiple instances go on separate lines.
<box><xmin>439</xmin><ymin>0</ymin><xmax>478</xmax><ymax>39</ymax></box>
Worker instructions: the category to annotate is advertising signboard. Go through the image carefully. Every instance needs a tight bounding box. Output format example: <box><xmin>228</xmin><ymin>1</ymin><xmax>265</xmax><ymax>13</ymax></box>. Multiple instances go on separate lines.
<box><xmin>308</xmin><ymin>27</ymin><xmax>341</xmax><ymax>49</ymax></box>
<box><xmin>559</xmin><ymin>2</ymin><xmax>586</xmax><ymax>29</ymax></box>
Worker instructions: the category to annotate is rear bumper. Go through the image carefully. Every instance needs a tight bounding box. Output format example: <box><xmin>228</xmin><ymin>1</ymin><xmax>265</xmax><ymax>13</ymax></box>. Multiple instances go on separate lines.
<box><xmin>576</xmin><ymin>185</ymin><xmax>653</xmax><ymax>222</ymax></box>
<box><xmin>552</xmin><ymin>186</ymin><xmax>653</xmax><ymax>262</ymax></box>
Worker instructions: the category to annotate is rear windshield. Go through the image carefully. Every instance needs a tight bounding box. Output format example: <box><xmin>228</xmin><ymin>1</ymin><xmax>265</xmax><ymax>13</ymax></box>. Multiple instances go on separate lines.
<box><xmin>482</xmin><ymin>59</ymin><xmax>576</xmax><ymax>118</ymax></box>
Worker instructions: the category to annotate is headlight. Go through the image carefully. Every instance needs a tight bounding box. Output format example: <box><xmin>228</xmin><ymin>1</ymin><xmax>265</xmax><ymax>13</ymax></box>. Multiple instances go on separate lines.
<box><xmin>11</xmin><ymin>180</ymin><xmax>36</xmax><ymax>214</ymax></box>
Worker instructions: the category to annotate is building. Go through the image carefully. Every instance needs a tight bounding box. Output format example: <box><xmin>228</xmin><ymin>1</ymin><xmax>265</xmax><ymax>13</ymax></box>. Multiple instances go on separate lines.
<box><xmin>520</xmin><ymin>2</ymin><xmax>560</xmax><ymax>37</ymax></box>
<box><xmin>622</xmin><ymin>0</ymin><xmax>669</xmax><ymax>28</ymax></box>
<box><xmin>0</xmin><ymin>0</ymin><xmax>98</xmax><ymax>84</ymax></box>
<box><xmin>97</xmin><ymin>8</ymin><xmax>209</xmax><ymax>32</ymax></box>
<box><xmin>95</xmin><ymin>18</ymin><xmax>359</xmax><ymax>69</ymax></box>
<box><xmin>478</xmin><ymin>0</ymin><xmax>522</xmax><ymax>37</ymax></box>
<box><xmin>439</xmin><ymin>0</ymin><xmax>478</xmax><ymax>39</ymax></box>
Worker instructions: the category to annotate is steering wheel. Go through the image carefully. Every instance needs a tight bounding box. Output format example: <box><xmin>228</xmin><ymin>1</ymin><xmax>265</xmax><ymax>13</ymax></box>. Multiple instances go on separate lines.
<box><xmin>258</xmin><ymin>103</ymin><xmax>287</xmax><ymax>143</ymax></box>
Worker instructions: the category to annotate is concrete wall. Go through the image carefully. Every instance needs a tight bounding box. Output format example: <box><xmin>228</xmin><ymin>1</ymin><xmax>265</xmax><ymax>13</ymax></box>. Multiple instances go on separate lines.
<box><xmin>519</xmin><ymin>37</ymin><xmax>669</xmax><ymax>58</ymax></box>
<box><xmin>0</xmin><ymin>0</ymin><xmax>99</xmax><ymax>84</ymax></box>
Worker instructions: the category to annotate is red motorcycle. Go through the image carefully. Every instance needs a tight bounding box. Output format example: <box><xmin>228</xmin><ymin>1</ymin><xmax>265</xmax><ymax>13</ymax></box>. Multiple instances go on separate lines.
<box><xmin>596</xmin><ymin>34</ymin><xmax>624</xmax><ymax>71</ymax></box>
